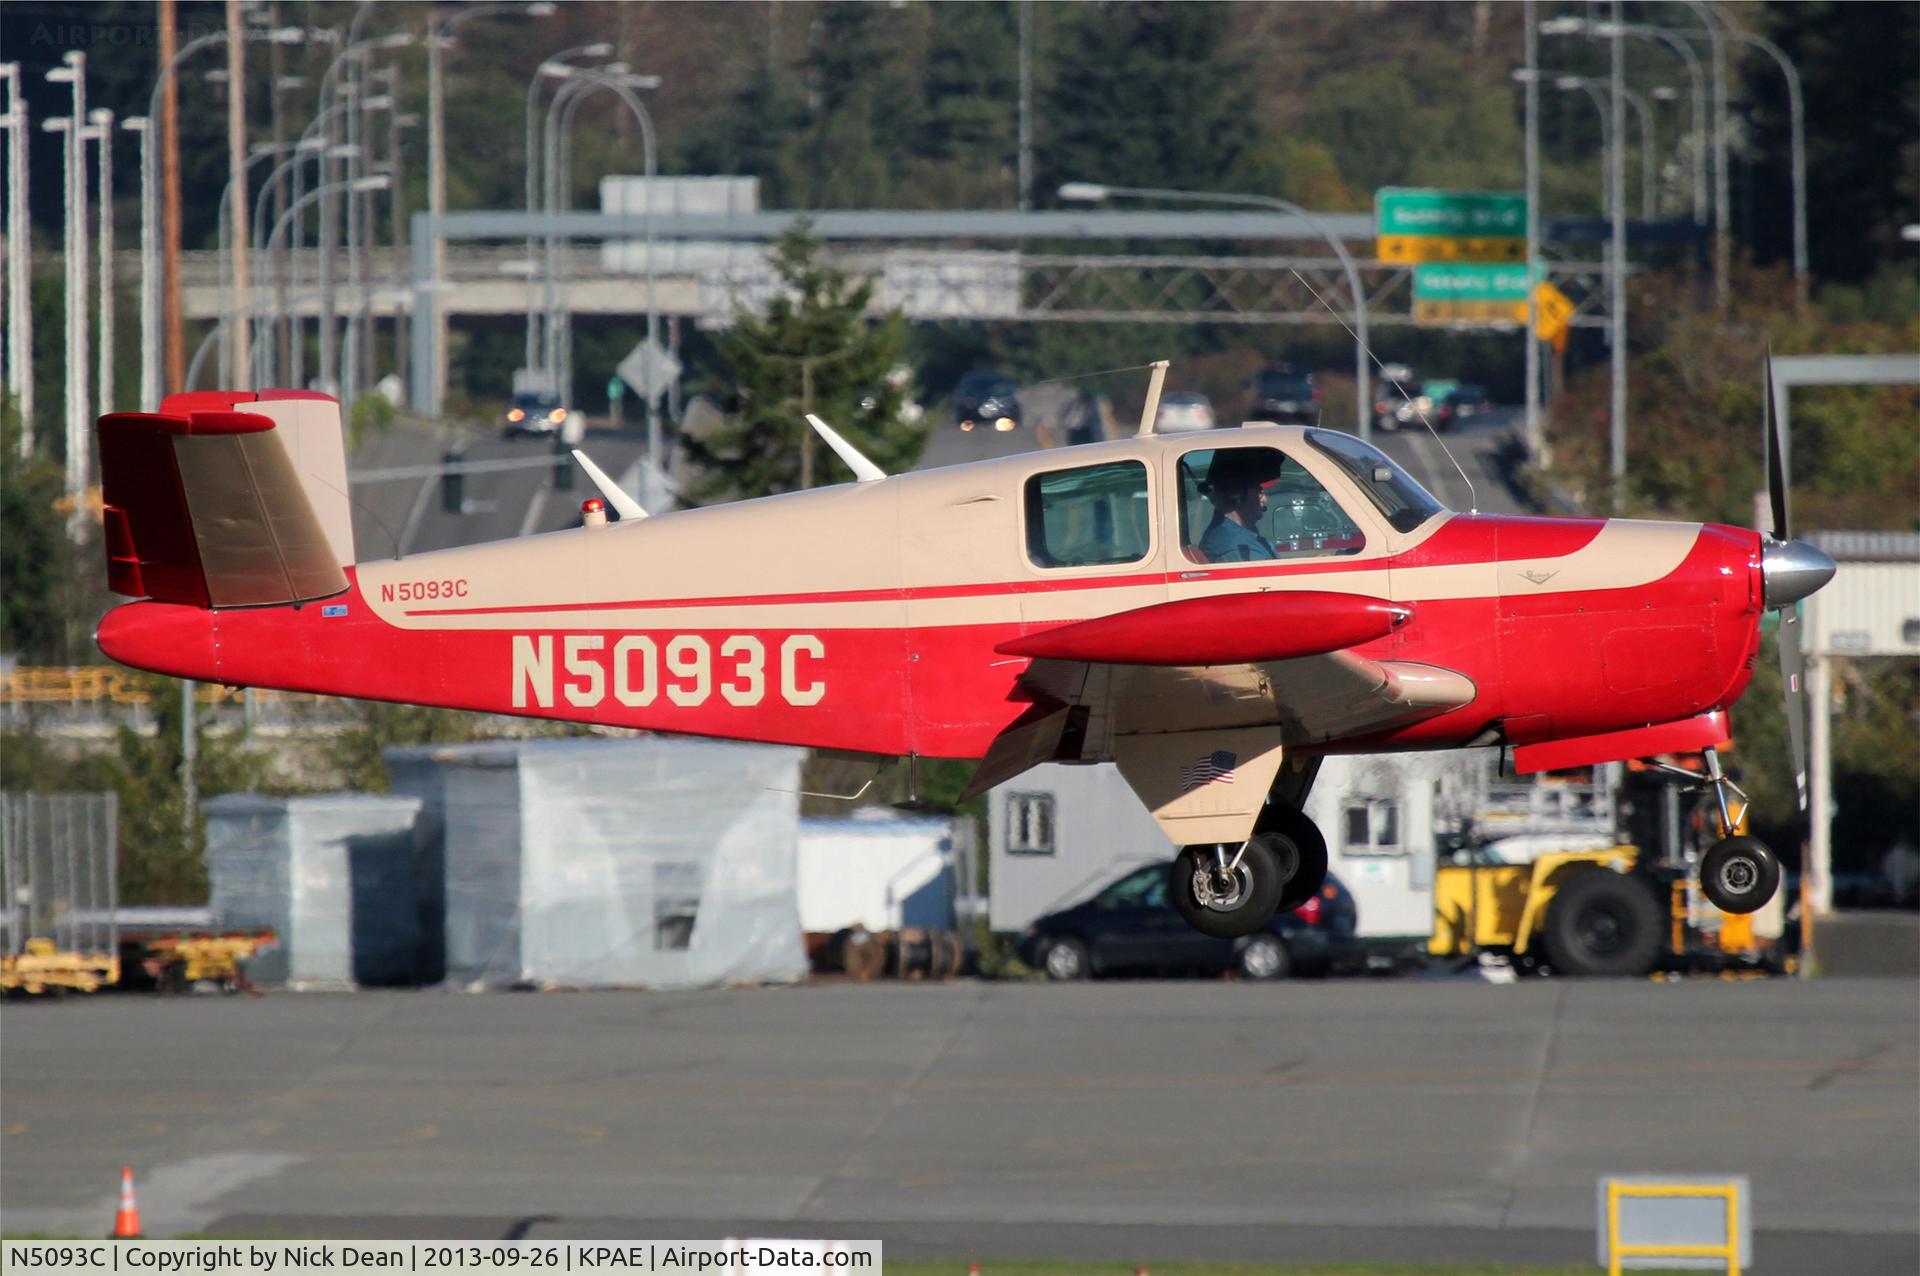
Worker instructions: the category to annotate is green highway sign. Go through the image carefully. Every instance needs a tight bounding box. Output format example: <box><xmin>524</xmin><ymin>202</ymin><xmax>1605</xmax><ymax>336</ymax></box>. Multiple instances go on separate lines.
<box><xmin>1412</xmin><ymin>262</ymin><xmax>1536</xmax><ymax>303</ymax></box>
<box><xmin>1377</xmin><ymin>189</ymin><xmax>1526</xmax><ymax>239</ymax></box>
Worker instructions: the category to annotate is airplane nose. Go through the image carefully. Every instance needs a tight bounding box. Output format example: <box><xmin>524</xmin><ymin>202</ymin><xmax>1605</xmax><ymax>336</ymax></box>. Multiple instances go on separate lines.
<box><xmin>1761</xmin><ymin>538</ymin><xmax>1837</xmax><ymax>609</ymax></box>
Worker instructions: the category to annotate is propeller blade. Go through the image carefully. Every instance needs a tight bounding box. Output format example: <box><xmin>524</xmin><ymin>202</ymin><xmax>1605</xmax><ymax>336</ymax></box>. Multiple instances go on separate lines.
<box><xmin>1765</xmin><ymin>348</ymin><xmax>1790</xmax><ymax>542</ymax></box>
<box><xmin>1777</xmin><ymin>601</ymin><xmax>1811</xmax><ymax>811</ymax></box>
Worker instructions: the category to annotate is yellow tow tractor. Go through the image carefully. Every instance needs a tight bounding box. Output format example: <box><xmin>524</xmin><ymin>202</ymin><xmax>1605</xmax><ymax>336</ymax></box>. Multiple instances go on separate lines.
<box><xmin>1430</xmin><ymin>775</ymin><xmax>1787</xmax><ymax>979</ymax></box>
<box><xmin>1431</xmin><ymin>844</ymin><xmax>1672</xmax><ymax>977</ymax></box>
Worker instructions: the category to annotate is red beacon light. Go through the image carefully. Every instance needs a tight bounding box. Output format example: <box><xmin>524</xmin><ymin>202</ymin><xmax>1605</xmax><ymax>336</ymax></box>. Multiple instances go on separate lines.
<box><xmin>581</xmin><ymin>497</ymin><xmax>608</xmax><ymax>528</ymax></box>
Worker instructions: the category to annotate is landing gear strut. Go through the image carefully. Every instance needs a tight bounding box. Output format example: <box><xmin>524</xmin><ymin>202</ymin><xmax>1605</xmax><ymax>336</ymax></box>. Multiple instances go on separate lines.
<box><xmin>1649</xmin><ymin>747</ymin><xmax>1781</xmax><ymax>915</ymax></box>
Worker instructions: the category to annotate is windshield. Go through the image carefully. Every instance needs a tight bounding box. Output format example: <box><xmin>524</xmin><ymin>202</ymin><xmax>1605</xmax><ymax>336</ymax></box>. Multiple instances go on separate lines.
<box><xmin>1305</xmin><ymin>429</ymin><xmax>1448</xmax><ymax>531</ymax></box>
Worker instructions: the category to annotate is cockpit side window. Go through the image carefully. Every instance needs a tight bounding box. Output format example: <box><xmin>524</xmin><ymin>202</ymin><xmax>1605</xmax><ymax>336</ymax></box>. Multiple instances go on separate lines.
<box><xmin>1177</xmin><ymin>446</ymin><xmax>1367</xmax><ymax>564</ymax></box>
<box><xmin>1024</xmin><ymin>459</ymin><xmax>1152</xmax><ymax>569</ymax></box>
<box><xmin>1305</xmin><ymin>429</ymin><xmax>1447</xmax><ymax>533</ymax></box>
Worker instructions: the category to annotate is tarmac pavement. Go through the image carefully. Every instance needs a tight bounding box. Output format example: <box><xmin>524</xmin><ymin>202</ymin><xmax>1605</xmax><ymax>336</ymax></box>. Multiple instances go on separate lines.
<box><xmin>3</xmin><ymin>978</ymin><xmax>1915</xmax><ymax>1270</ymax></box>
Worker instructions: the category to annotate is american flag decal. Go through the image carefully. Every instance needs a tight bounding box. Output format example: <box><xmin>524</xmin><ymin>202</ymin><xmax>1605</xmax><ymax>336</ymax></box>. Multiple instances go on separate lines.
<box><xmin>1181</xmin><ymin>750</ymin><xmax>1238</xmax><ymax>791</ymax></box>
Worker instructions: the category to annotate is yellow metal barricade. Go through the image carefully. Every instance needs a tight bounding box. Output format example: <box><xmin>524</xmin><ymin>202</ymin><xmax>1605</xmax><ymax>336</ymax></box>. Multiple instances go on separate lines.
<box><xmin>1605</xmin><ymin>1179</ymin><xmax>1741</xmax><ymax>1276</ymax></box>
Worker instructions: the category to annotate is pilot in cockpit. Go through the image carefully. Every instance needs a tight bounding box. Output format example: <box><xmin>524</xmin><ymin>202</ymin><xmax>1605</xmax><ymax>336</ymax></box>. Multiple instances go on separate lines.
<box><xmin>1198</xmin><ymin>448</ymin><xmax>1283</xmax><ymax>563</ymax></box>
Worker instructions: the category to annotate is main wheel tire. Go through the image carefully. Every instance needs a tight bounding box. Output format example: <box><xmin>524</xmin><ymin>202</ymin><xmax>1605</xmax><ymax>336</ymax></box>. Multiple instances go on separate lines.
<box><xmin>1041</xmin><ymin>936</ymin><xmax>1090</xmax><ymax>981</ymax></box>
<box><xmin>1540</xmin><ymin>869</ymin><xmax>1663</xmax><ymax>978</ymax></box>
<box><xmin>1171</xmin><ymin>838</ymin><xmax>1286</xmax><ymax>940</ymax></box>
<box><xmin>1262</xmin><ymin>808</ymin><xmax>1329</xmax><ymax>913</ymax></box>
<box><xmin>1236</xmin><ymin>933</ymin><xmax>1292</xmax><ymax>981</ymax></box>
<box><xmin>1700</xmin><ymin>836</ymin><xmax>1782</xmax><ymax>915</ymax></box>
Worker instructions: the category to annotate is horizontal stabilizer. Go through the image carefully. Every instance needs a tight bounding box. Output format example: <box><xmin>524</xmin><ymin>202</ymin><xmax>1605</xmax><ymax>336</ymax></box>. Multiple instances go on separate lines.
<box><xmin>98</xmin><ymin>402</ymin><xmax>348</xmax><ymax>609</ymax></box>
<box><xmin>997</xmin><ymin>591</ymin><xmax>1412</xmax><ymax>666</ymax></box>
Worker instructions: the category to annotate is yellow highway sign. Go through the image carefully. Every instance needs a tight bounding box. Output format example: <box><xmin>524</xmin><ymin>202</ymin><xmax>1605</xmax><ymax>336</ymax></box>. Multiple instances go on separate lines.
<box><xmin>1378</xmin><ymin>235</ymin><xmax>1529</xmax><ymax>264</ymax></box>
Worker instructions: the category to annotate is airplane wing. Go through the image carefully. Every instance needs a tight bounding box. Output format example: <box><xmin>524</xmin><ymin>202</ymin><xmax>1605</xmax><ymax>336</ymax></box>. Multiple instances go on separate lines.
<box><xmin>961</xmin><ymin>593</ymin><xmax>1477</xmax><ymax>801</ymax></box>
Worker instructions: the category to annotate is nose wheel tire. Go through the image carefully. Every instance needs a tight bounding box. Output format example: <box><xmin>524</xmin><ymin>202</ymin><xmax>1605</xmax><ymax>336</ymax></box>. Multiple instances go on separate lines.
<box><xmin>1700</xmin><ymin>836</ymin><xmax>1782</xmax><ymax>915</ymax></box>
<box><xmin>1171</xmin><ymin>836</ymin><xmax>1288</xmax><ymax>939</ymax></box>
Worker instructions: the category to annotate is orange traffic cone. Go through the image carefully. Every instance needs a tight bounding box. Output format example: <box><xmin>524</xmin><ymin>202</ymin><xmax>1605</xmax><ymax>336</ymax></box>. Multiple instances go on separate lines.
<box><xmin>110</xmin><ymin>1166</ymin><xmax>143</xmax><ymax>1238</ymax></box>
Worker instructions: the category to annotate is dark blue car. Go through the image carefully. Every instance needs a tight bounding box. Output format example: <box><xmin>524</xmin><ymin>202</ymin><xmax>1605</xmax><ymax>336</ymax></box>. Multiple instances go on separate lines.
<box><xmin>1017</xmin><ymin>860</ymin><xmax>1360</xmax><ymax>981</ymax></box>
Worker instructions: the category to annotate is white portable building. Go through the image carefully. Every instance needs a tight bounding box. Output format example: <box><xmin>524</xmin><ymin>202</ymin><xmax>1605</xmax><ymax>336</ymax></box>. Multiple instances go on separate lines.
<box><xmin>204</xmin><ymin>793</ymin><xmax>424</xmax><ymax>988</ymax></box>
<box><xmin>387</xmin><ymin>737</ymin><xmax>807</xmax><ymax>990</ymax></box>
<box><xmin>797</xmin><ymin>814</ymin><xmax>955</xmax><ymax>933</ymax></box>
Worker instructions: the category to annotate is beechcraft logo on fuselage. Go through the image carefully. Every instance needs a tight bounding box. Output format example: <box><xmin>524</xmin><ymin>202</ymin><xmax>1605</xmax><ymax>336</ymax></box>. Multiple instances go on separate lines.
<box><xmin>510</xmin><ymin>633</ymin><xmax>825</xmax><ymax>710</ymax></box>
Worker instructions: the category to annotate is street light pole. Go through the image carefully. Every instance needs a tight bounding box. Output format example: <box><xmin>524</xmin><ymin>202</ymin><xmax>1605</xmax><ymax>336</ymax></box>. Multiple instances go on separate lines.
<box><xmin>311</xmin><ymin>28</ymin><xmax>409</xmax><ymax>401</ymax></box>
<box><xmin>138</xmin><ymin>25</ymin><xmax>312</xmax><ymax>408</ymax></box>
<box><xmin>549</xmin><ymin>69</ymin><xmax>659</xmax><ymax>412</ymax></box>
<box><xmin>1728</xmin><ymin>27</ymin><xmax>1808</xmax><ymax>311</ymax></box>
<box><xmin>1</xmin><ymin>63</ymin><xmax>32</xmax><ymax>448</ymax></box>
<box><xmin>269</xmin><ymin>101</ymin><xmax>353</xmax><ymax>389</ymax></box>
<box><xmin>47</xmin><ymin>53</ymin><xmax>89</xmax><ymax>537</ymax></box>
<box><xmin>348</xmin><ymin>86</ymin><xmax>395</xmax><ymax>397</ymax></box>
<box><xmin>1058</xmin><ymin>182</ymin><xmax>1371</xmax><ymax>440</ymax></box>
<box><xmin>1679</xmin><ymin>0</ymin><xmax>1730</xmax><ymax>310</ymax></box>
<box><xmin>88</xmin><ymin>108</ymin><xmax>115</xmax><ymax>417</ymax></box>
<box><xmin>1521</xmin><ymin>5</ymin><xmax>1541</xmax><ymax>462</ymax></box>
<box><xmin>1608</xmin><ymin>3</ymin><xmax>1627</xmax><ymax>506</ymax></box>
<box><xmin>1552</xmin><ymin>72</ymin><xmax>1627</xmax><ymax>505</ymax></box>
<box><xmin>250</xmin><ymin>140</ymin><xmax>351</xmax><ymax>384</ymax></box>
<box><xmin>122</xmin><ymin>116</ymin><xmax>149</xmax><ymax>418</ymax></box>
<box><xmin>215</xmin><ymin>141</ymin><xmax>304</xmax><ymax>384</ymax></box>
<box><xmin>43</xmin><ymin>114</ymin><xmax>85</xmax><ymax>538</ymax></box>
<box><xmin>256</xmin><ymin>174</ymin><xmax>392</xmax><ymax>387</ymax></box>
<box><xmin>543</xmin><ymin>68</ymin><xmax>664</xmax><ymax>482</ymax></box>
<box><xmin>428</xmin><ymin>4</ymin><xmax>554</xmax><ymax>417</ymax></box>
<box><xmin>523</xmin><ymin>44</ymin><xmax>613</xmax><ymax>386</ymax></box>
<box><xmin>1616</xmin><ymin>85</ymin><xmax>1658</xmax><ymax>221</ymax></box>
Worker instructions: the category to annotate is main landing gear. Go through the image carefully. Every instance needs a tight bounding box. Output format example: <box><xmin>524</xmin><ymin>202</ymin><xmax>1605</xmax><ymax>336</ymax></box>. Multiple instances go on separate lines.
<box><xmin>1649</xmin><ymin>747</ymin><xmax>1782</xmax><ymax>915</ymax></box>
<box><xmin>1171</xmin><ymin>807</ymin><xmax>1329</xmax><ymax>939</ymax></box>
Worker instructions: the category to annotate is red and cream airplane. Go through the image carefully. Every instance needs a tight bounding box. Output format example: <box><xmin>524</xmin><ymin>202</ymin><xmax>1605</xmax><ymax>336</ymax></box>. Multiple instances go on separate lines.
<box><xmin>93</xmin><ymin>366</ymin><xmax>1833</xmax><ymax>939</ymax></box>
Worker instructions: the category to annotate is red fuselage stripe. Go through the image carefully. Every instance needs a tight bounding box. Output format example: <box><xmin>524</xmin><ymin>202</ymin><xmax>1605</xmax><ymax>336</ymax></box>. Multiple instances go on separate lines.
<box><xmin>400</xmin><ymin>546</ymin><xmax>1501</xmax><ymax>619</ymax></box>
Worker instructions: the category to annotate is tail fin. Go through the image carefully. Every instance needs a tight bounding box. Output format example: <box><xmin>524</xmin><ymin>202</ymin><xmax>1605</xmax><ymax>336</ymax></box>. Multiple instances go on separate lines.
<box><xmin>99</xmin><ymin>389</ymin><xmax>353</xmax><ymax>609</ymax></box>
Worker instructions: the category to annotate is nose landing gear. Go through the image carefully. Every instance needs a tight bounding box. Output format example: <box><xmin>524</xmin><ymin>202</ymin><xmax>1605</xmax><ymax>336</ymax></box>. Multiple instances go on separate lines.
<box><xmin>1649</xmin><ymin>747</ymin><xmax>1782</xmax><ymax>915</ymax></box>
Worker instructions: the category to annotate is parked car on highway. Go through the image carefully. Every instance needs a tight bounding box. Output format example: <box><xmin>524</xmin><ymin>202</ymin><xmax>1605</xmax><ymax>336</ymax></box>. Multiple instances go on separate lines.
<box><xmin>1249</xmin><ymin>364</ymin><xmax>1321</xmax><ymax>423</ymax></box>
<box><xmin>1435</xmin><ymin>384</ymin><xmax>1491</xmax><ymax>431</ymax></box>
<box><xmin>1018</xmin><ymin>860</ymin><xmax>1359</xmax><ymax>981</ymax></box>
<box><xmin>1153</xmin><ymin>391</ymin><xmax>1216</xmax><ymax>432</ymax></box>
<box><xmin>953</xmin><ymin>370</ymin><xmax>1022</xmax><ymax>432</ymax></box>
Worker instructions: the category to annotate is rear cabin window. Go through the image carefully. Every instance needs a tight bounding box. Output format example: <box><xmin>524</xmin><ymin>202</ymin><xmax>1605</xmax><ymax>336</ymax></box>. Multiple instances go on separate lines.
<box><xmin>1177</xmin><ymin>446</ymin><xmax>1367</xmax><ymax>564</ymax></box>
<box><xmin>1025</xmin><ymin>460</ymin><xmax>1152</xmax><ymax>568</ymax></box>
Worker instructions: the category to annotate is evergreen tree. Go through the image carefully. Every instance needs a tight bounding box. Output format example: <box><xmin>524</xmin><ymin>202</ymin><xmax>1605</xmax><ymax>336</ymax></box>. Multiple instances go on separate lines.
<box><xmin>0</xmin><ymin>397</ymin><xmax>111</xmax><ymax>664</ymax></box>
<box><xmin>910</xmin><ymin>1</ymin><xmax>1020</xmax><ymax>204</ymax></box>
<box><xmin>688</xmin><ymin>224</ymin><xmax>921</xmax><ymax>501</ymax></box>
<box><xmin>1039</xmin><ymin>2</ymin><xmax>1263</xmax><ymax>200</ymax></box>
